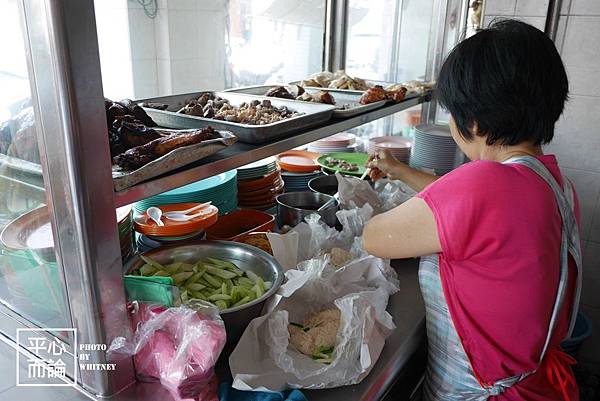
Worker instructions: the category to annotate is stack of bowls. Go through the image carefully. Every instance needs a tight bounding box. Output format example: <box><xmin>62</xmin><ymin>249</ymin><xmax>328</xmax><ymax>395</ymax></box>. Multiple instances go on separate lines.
<box><xmin>117</xmin><ymin>205</ymin><xmax>134</xmax><ymax>263</ymax></box>
<box><xmin>368</xmin><ymin>136</ymin><xmax>412</xmax><ymax>163</ymax></box>
<box><xmin>308</xmin><ymin>133</ymin><xmax>358</xmax><ymax>153</ymax></box>
<box><xmin>134</xmin><ymin>171</ymin><xmax>238</xmax><ymax>216</ymax></box>
<box><xmin>237</xmin><ymin>158</ymin><xmax>284</xmax><ymax>211</ymax></box>
<box><xmin>409</xmin><ymin>125</ymin><xmax>458</xmax><ymax>175</ymax></box>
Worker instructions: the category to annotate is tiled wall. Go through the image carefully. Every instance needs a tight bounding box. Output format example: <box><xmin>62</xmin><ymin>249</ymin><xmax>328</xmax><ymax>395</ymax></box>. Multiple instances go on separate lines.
<box><xmin>482</xmin><ymin>0</ymin><xmax>548</xmax><ymax>29</ymax></box>
<box><xmin>483</xmin><ymin>0</ymin><xmax>600</xmax><ymax>371</ymax></box>
<box><xmin>547</xmin><ymin>0</ymin><xmax>600</xmax><ymax>371</ymax></box>
<box><xmin>126</xmin><ymin>0</ymin><xmax>227</xmax><ymax>98</ymax></box>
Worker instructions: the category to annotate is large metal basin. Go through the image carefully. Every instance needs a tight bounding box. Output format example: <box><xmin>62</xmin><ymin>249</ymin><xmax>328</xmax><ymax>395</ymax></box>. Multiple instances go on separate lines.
<box><xmin>129</xmin><ymin>241</ymin><xmax>283</xmax><ymax>342</ymax></box>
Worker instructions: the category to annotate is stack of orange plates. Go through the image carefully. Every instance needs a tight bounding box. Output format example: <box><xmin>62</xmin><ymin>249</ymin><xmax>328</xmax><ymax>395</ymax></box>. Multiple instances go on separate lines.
<box><xmin>276</xmin><ymin>150</ymin><xmax>321</xmax><ymax>173</ymax></box>
<box><xmin>237</xmin><ymin>158</ymin><xmax>283</xmax><ymax>211</ymax></box>
<box><xmin>133</xmin><ymin>202</ymin><xmax>218</xmax><ymax>238</ymax></box>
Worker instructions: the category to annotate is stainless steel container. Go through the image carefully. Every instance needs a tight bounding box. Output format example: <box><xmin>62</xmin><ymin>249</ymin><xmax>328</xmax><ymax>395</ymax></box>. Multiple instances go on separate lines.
<box><xmin>276</xmin><ymin>192</ymin><xmax>339</xmax><ymax>227</ymax></box>
<box><xmin>135</xmin><ymin>91</ymin><xmax>335</xmax><ymax>144</ymax></box>
<box><xmin>128</xmin><ymin>241</ymin><xmax>283</xmax><ymax>342</ymax></box>
<box><xmin>307</xmin><ymin>175</ymin><xmax>339</xmax><ymax>196</ymax></box>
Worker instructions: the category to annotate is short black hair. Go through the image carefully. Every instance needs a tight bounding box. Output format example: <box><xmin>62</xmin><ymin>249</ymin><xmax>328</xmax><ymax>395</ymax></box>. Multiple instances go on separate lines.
<box><xmin>436</xmin><ymin>19</ymin><xmax>568</xmax><ymax>146</ymax></box>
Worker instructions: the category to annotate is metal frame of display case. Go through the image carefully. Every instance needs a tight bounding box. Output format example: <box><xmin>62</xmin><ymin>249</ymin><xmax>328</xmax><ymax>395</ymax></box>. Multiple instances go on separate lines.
<box><xmin>0</xmin><ymin>0</ymin><xmax>470</xmax><ymax>399</ymax></box>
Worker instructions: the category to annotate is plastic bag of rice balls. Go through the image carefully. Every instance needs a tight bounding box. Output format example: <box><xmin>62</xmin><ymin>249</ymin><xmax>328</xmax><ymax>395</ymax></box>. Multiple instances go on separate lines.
<box><xmin>229</xmin><ymin>256</ymin><xmax>397</xmax><ymax>390</ymax></box>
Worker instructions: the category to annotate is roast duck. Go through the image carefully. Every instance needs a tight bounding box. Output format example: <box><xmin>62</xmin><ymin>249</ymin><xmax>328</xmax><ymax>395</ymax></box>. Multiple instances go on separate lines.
<box><xmin>106</xmin><ymin>99</ymin><xmax>217</xmax><ymax>170</ymax></box>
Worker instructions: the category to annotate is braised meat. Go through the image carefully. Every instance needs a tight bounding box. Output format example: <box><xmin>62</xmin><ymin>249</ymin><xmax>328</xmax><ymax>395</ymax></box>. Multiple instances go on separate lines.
<box><xmin>113</xmin><ymin>127</ymin><xmax>216</xmax><ymax>170</ymax></box>
<box><xmin>106</xmin><ymin>99</ymin><xmax>161</xmax><ymax>157</ymax></box>
<box><xmin>265</xmin><ymin>86</ymin><xmax>295</xmax><ymax>99</ymax></box>
<box><xmin>359</xmin><ymin>85</ymin><xmax>407</xmax><ymax>105</ymax></box>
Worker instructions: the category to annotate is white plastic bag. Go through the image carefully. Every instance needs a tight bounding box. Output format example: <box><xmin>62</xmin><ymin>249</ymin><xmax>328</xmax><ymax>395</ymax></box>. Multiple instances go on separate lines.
<box><xmin>336</xmin><ymin>173</ymin><xmax>416</xmax><ymax>213</ymax></box>
<box><xmin>229</xmin><ymin>256</ymin><xmax>398</xmax><ymax>390</ymax></box>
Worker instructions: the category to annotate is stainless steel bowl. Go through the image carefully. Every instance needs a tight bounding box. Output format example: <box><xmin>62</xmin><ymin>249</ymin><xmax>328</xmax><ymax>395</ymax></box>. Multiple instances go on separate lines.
<box><xmin>276</xmin><ymin>192</ymin><xmax>339</xmax><ymax>227</ymax></box>
<box><xmin>308</xmin><ymin>175</ymin><xmax>339</xmax><ymax>196</ymax></box>
<box><xmin>129</xmin><ymin>241</ymin><xmax>283</xmax><ymax>342</ymax></box>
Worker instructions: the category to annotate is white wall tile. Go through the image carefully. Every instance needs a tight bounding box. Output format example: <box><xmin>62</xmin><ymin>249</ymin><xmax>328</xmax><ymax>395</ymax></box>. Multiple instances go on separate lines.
<box><xmin>166</xmin><ymin>0</ymin><xmax>196</xmax><ymax>10</ymax></box>
<box><xmin>515</xmin><ymin>0</ymin><xmax>549</xmax><ymax>16</ymax></box>
<box><xmin>515</xmin><ymin>15</ymin><xmax>547</xmax><ymax>30</ymax></box>
<box><xmin>570</xmin><ymin>0</ymin><xmax>600</xmax><ymax>15</ymax></box>
<box><xmin>94</xmin><ymin>0</ymin><xmax>128</xmax><ymax>11</ymax></box>
<box><xmin>567</xmin><ymin>65</ymin><xmax>600</xmax><ymax>97</ymax></box>
<box><xmin>561</xmin><ymin>0</ymin><xmax>572</xmax><ymax>14</ymax></box>
<box><xmin>196</xmin><ymin>0</ymin><xmax>228</xmax><ymax>11</ymax></box>
<box><xmin>561</xmin><ymin>167</ymin><xmax>600</xmax><ymax>240</ymax></box>
<box><xmin>132</xmin><ymin>59</ymin><xmax>157</xmax><ymax>83</ymax></box>
<box><xmin>555</xmin><ymin>15</ymin><xmax>568</xmax><ymax>53</ymax></box>
<box><xmin>170</xmin><ymin>59</ymin><xmax>202</xmax><ymax>93</ymax></box>
<box><xmin>484</xmin><ymin>0</ymin><xmax>517</xmax><ymax>16</ymax></box>
<box><xmin>154</xmin><ymin>9</ymin><xmax>171</xmax><ymax>59</ymax></box>
<box><xmin>128</xmin><ymin>8</ymin><xmax>157</xmax><ymax>60</ymax></box>
<box><xmin>562</xmin><ymin>16</ymin><xmax>600</xmax><ymax>68</ymax></box>
<box><xmin>167</xmin><ymin>9</ymin><xmax>200</xmax><ymax>60</ymax></box>
<box><xmin>156</xmin><ymin>59</ymin><xmax>172</xmax><ymax>95</ymax></box>
<box><xmin>546</xmin><ymin>95</ymin><xmax>600</xmax><ymax>172</ymax></box>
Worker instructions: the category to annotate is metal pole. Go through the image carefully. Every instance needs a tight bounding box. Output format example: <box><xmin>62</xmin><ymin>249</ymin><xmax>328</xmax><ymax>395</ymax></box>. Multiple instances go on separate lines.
<box><xmin>323</xmin><ymin>0</ymin><xmax>348</xmax><ymax>72</ymax></box>
<box><xmin>545</xmin><ymin>0</ymin><xmax>563</xmax><ymax>41</ymax></box>
<box><xmin>21</xmin><ymin>0</ymin><xmax>135</xmax><ymax>396</ymax></box>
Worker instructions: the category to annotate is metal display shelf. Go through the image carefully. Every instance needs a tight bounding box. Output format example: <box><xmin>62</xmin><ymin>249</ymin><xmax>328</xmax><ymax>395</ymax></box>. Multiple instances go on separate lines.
<box><xmin>114</xmin><ymin>93</ymin><xmax>430</xmax><ymax>207</ymax></box>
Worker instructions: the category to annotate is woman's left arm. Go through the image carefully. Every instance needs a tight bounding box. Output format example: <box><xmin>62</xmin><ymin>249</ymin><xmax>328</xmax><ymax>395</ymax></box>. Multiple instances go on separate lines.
<box><xmin>363</xmin><ymin>197</ymin><xmax>442</xmax><ymax>259</ymax></box>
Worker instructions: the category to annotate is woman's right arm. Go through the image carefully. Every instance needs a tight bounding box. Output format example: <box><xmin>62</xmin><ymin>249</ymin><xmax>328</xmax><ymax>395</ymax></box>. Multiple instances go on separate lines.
<box><xmin>367</xmin><ymin>150</ymin><xmax>439</xmax><ymax>192</ymax></box>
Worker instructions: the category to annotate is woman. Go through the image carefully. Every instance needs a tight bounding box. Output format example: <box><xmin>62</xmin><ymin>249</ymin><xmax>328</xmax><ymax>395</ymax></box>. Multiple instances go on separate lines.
<box><xmin>363</xmin><ymin>20</ymin><xmax>581</xmax><ymax>401</ymax></box>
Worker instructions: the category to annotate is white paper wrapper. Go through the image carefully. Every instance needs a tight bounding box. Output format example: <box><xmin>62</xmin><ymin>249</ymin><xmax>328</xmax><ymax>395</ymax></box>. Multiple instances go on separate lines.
<box><xmin>229</xmin><ymin>256</ymin><xmax>398</xmax><ymax>391</ymax></box>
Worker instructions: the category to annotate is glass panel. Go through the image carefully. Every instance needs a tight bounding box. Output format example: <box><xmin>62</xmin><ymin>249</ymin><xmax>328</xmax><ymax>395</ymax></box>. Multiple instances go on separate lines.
<box><xmin>345</xmin><ymin>0</ymin><xmax>435</xmax><ymax>137</ymax></box>
<box><xmin>0</xmin><ymin>0</ymin><xmax>71</xmax><ymax>331</ymax></box>
<box><xmin>94</xmin><ymin>0</ymin><xmax>326</xmax><ymax>100</ymax></box>
<box><xmin>346</xmin><ymin>0</ymin><xmax>435</xmax><ymax>83</ymax></box>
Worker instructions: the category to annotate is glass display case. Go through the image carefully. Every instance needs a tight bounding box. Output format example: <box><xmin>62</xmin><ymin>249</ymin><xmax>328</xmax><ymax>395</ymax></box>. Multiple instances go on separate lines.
<box><xmin>0</xmin><ymin>0</ymin><xmax>470</xmax><ymax>399</ymax></box>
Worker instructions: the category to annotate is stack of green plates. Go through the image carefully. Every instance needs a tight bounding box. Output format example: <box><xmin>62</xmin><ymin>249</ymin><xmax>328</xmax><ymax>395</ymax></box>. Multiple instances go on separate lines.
<box><xmin>237</xmin><ymin>157</ymin><xmax>277</xmax><ymax>180</ymax></box>
<box><xmin>134</xmin><ymin>170</ymin><xmax>238</xmax><ymax>216</ymax></box>
<box><xmin>117</xmin><ymin>205</ymin><xmax>134</xmax><ymax>263</ymax></box>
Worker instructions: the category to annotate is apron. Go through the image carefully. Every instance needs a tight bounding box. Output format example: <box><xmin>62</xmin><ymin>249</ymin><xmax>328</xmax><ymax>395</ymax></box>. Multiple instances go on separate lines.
<box><xmin>418</xmin><ymin>156</ymin><xmax>583</xmax><ymax>401</ymax></box>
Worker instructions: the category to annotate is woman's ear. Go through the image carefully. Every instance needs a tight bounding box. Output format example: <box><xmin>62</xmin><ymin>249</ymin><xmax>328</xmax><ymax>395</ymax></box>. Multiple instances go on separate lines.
<box><xmin>470</xmin><ymin>121</ymin><xmax>484</xmax><ymax>137</ymax></box>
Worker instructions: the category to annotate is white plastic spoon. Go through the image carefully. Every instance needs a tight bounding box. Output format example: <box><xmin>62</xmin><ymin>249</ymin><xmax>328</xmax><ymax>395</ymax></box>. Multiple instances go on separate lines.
<box><xmin>164</xmin><ymin>209</ymin><xmax>213</xmax><ymax>222</ymax></box>
<box><xmin>146</xmin><ymin>207</ymin><xmax>164</xmax><ymax>226</ymax></box>
<box><xmin>163</xmin><ymin>202</ymin><xmax>212</xmax><ymax>218</ymax></box>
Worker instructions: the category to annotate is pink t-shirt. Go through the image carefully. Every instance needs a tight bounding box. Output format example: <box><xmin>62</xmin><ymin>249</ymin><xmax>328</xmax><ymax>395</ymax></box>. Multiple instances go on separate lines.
<box><xmin>417</xmin><ymin>155</ymin><xmax>579</xmax><ymax>401</ymax></box>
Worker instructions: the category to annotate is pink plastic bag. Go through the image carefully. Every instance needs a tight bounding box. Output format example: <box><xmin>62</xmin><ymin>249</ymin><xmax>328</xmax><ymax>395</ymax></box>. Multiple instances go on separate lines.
<box><xmin>108</xmin><ymin>302</ymin><xmax>226</xmax><ymax>401</ymax></box>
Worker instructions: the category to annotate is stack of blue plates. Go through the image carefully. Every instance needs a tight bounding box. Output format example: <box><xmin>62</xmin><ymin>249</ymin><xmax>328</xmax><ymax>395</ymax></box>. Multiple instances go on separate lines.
<box><xmin>409</xmin><ymin>125</ymin><xmax>458</xmax><ymax>175</ymax></box>
<box><xmin>134</xmin><ymin>170</ymin><xmax>238</xmax><ymax>216</ymax></box>
<box><xmin>281</xmin><ymin>170</ymin><xmax>322</xmax><ymax>192</ymax></box>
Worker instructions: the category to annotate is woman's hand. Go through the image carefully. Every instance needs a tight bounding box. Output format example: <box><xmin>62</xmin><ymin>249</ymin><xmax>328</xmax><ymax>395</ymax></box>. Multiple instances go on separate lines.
<box><xmin>366</xmin><ymin>150</ymin><xmax>403</xmax><ymax>181</ymax></box>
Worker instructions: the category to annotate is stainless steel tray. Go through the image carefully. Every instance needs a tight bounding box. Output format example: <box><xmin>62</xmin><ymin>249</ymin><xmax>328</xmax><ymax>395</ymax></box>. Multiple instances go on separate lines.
<box><xmin>223</xmin><ymin>85</ymin><xmax>386</xmax><ymax>118</ymax></box>
<box><xmin>288</xmin><ymin>79</ymin><xmax>398</xmax><ymax>94</ymax></box>
<box><xmin>135</xmin><ymin>91</ymin><xmax>335</xmax><ymax>144</ymax></box>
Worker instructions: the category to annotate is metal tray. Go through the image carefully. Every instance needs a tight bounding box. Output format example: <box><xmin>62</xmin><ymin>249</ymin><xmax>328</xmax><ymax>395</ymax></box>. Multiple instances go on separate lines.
<box><xmin>112</xmin><ymin>129</ymin><xmax>237</xmax><ymax>191</ymax></box>
<box><xmin>288</xmin><ymin>79</ymin><xmax>398</xmax><ymax>95</ymax></box>
<box><xmin>135</xmin><ymin>91</ymin><xmax>336</xmax><ymax>144</ymax></box>
<box><xmin>223</xmin><ymin>85</ymin><xmax>386</xmax><ymax>118</ymax></box>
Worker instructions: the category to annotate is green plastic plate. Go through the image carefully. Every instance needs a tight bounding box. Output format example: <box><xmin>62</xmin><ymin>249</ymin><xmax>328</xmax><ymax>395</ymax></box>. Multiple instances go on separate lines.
<box><xmin>317</xmin><ymin>152</ymin><xmax>369</xmax><ymax>177</ymax></box>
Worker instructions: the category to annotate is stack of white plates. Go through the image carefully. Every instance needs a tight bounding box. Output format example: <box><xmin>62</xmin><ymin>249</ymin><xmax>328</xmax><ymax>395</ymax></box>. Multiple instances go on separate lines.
<box><xmin>409</xmin><ymin>125</ymin><xmax>458</xmax><ymax>175</ymax></box>
<box><xmin>308</xmin><ymin>133</ymin><xmax>358</xmax><ymax>153</ymax></box>
<box><xmin>368</xmin><ymin>136</ymin><xmax>412</xmax><ymax>163</ymax></box>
